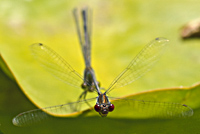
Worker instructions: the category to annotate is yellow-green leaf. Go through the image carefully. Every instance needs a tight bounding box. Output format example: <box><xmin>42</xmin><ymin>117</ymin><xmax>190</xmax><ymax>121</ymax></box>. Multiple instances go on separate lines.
<box><xmin>0</xmin><ymin>0</ymin><xmax>200</xmax><ymax>133</ymax></box>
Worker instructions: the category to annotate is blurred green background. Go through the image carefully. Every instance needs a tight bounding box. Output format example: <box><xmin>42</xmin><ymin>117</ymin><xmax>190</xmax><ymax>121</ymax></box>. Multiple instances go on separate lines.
<box><xmin>0</xmin><ymin>0</ymin><xmax>200</xmax><ymax>133</ymax></box>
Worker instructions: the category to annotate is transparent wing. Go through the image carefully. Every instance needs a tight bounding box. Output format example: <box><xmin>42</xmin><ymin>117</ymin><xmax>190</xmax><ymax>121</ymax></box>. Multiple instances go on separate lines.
<box><xmin>112</xmin><ymin>98</ymin><xmax>193</xmax><ymax>118</ymax></box>
<box><xmin>12</xmin><ymin>98</ymin><xmax>96</xmax><ymax>127</ymax></box>
<box><xmin>30</xmin><ymin>43</ymin><xmax>84</xmax><ymax>88</ymax></box>
<box><xmin>106</xmin><ymin>38</ymin><xmax>169</xmax><ymax>93</ymax></box>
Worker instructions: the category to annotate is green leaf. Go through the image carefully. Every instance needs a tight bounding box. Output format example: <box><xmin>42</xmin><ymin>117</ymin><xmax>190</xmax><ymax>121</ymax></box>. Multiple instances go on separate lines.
<box><xmin>0</xmin><ymin>0</ymin><xmax>200</xmax><ymax>133</ymax></box>
<box><xmin>0</xmin><ymin>55</ymin><xmax>14</xmax><ymax>81</ymax></box>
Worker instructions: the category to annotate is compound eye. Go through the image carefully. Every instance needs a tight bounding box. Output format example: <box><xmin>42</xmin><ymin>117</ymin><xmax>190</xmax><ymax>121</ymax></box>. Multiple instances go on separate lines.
<box><xmin>108</xmin><ymin>104</ymin><xmax>114</xmax><ymax>112</ymax></box>
<box><xmin>94</xmin><ymin>104</ymin><xmax>101</xmax><ymax>112</ymax></box>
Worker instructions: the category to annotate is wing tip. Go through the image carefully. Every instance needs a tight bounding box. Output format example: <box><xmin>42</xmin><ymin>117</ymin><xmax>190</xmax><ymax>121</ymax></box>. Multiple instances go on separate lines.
<box><xmin>12</xmin><ymin>117</ymin><xmax>21</xmax><ymax>127</ymax></box>
<box><xmin>155</xmin><ymin>37</ymin><xmax>169</xmax><ymax>42</ymax></box>
<box><xmin>183</xmin><ymin>104</ymin><xmax>194</xmax><ymax>117</ymax></box>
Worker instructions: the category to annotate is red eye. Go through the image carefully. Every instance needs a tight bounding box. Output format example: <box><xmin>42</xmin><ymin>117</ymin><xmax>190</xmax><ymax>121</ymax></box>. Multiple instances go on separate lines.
<box><xmin>109</xmin><ymin>104</ymin><xmax>114</xmax><ymax>112</ymax></box>
<box><xmin>94</xmin><ymin>104</ymin><xmax>100</xmax><ymax>112</ymax></box>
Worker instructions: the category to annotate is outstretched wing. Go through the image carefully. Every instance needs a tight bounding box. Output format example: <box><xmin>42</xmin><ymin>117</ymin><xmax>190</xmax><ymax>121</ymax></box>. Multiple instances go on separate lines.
<box><xmin>106</xmin><ymin>38</ymin><xmax>169</xmax><ymax>93</ymax></box>
<box><xmin>12</xmin><ymin>98</ymin><xmax>96</xmax><ymax>127</ymax></box>
<box><xmin>30</xmin><ymin>43</ymin><xmax>84</xmax><ymax>88</ymax></box>
<box><xmin>111</xmin><ymin>98</ymin><xmax>193</xmax><ymax>118</ymax></box>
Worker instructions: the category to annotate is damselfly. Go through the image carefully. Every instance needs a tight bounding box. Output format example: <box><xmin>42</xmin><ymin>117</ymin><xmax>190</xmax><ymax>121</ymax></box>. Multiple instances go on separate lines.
<box><xmin>30</xmin><ymin>7</ymin><xmax>100</xmax><ymax>103</ymax></box>
<box><xmin>12</xmin><ymin>37</ymin><xmax>193</xmax><ymax>127</ymax></box>
<box><xmin>73</xmin><ymin>8</ymin><xmax>101</xmax><ymax>100</ymax></box>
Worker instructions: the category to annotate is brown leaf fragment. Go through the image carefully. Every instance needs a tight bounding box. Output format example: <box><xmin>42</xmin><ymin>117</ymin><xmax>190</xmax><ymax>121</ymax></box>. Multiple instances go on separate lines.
<box><xmin>181</xmin><ymin>18</ymin><xmax>200</xmax><ymax>39</ymax></box>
